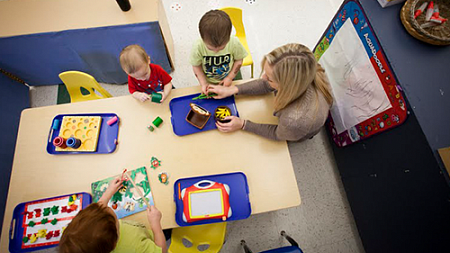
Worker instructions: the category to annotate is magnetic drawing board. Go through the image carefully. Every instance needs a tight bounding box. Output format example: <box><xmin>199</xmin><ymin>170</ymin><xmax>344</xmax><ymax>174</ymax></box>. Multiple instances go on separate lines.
<box><xmin>91</xmin><ymin>167</ymin><xmax>154</xmax><ymax>219</ymax></box>
<box><xmin>9</xmin><ymin>193</ymin><xmax>92</xmax><ymax>253</ymax></box>
<box><xmin>189</xmin><ymin>190</ymin><xmax>224</xmax><ymax>217</ymax></box>
<box><xmin>174</xmin><ymin>172</ymin><xmax>251</xmax><ymax>226</ymax></box>
<box><xmin>313</xmin><ymin>0</ymin><xmax>407</xmax><ymax>147</ymax></box>
<box><xmin>56</xmin><ymin>116</ymin><xmax>102</xmax><ymax>152</ymax></box>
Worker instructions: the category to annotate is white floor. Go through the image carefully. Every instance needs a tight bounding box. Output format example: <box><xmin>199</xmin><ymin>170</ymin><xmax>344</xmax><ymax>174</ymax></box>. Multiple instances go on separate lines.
<box><xmin>32</xmin><ymin>0</ymin><xmax>366</xmax><ymax>252</ymax></box>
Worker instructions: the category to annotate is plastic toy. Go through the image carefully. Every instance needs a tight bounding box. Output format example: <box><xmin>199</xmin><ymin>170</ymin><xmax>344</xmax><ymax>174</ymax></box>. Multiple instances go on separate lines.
<box><xmin>214</xmin><ymin>106</ymin><xmax>232</xmax><ymax>123</ymax></box>
<box><xmin>158</xmin><ymin>172</ymin><xmax>169</xmax><ymax>185</ymax></box>
<box><xmin>54</xmin><ymin>116</ymin><xmax>102</xmax><ymax>152</ymax></box>
<box><xmin>192</xmin><ymin>93</ymin><xmax>217</xmax><ymax>100</ymax></box>
<box><xmin>186</xmin><ymin>103</ymin><xmax>211</xmax><ymax>129</ymax></box>
<box><xmin>181</xmin><ymin>180</ymin><xmax>232</xmax><ymax>223</ymax></box>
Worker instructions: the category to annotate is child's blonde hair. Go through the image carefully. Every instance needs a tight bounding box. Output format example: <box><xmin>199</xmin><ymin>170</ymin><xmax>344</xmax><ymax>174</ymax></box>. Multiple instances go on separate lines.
<box><xmin>120</xmin><ymin>44</ymin><xmax>150</xmax><ymax>74</ymax></box>
<box><xmin>59</xmin><ymin>203</ymin><xmax>118</xmax><ymax>253</ymax></box>
<box><xmin>262</xmin><ymin>43</ymin><xmax>333</xmax><ymax>112</ymax></box>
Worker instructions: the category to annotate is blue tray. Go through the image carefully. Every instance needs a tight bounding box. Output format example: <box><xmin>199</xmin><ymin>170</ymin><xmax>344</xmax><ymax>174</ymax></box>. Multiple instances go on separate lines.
<box><xmin>169</xmin><ymin>94</ymin><xmax>239</xmax><ymax>136</ymax></box>
<box><xmin>9</xmin><ymin>192</ymin><xmax>92</xmax><ymax>253</ymax></box>
<box><xmin>46</xmin><ymin>113</ymin><xmax>119</xmax><ymax>154</ymax></box>
<box><xmin>173</xmin><ymin>172</ymin><xmax>251</xmax><ymax>226</ymax></box>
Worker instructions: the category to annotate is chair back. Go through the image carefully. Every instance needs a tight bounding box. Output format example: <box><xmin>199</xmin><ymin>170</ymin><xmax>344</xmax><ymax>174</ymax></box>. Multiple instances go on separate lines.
<box><xmin>220</xmin><ymin>7</ymin><xmax>254</xmax><ymax>69</ymax></box>
<box><xmin>168</xmin><ymin>223</ymin><xmax>227</xmax><ymax>253</ymax></box>
<box><xmin>59</xmin><ymin>71</ymin><xmax>112</xmax><ymax>103</ymax></box>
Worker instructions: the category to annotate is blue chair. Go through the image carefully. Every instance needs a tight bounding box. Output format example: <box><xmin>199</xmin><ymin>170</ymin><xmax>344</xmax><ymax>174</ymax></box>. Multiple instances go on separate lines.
<box><xmin>241</xmin><ymin>231</ymin><xmax>303</xmax><ymax>253</ymax></box>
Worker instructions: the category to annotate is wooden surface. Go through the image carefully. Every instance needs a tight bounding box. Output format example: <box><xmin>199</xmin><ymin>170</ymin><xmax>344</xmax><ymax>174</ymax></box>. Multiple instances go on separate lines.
<box><xmin>439</xmin><ymin>147</ymin><xmax>450</xmax><ymax>176</ymax></box>
<box><xmin>0</xmin><ymin>84</ymin><xmax>301</xmax><ymax>251</ymax></box>
<box><xmin>0</xmin><ymin>0</ymin><xmax>174</xmax><ymax>67</ymax></box>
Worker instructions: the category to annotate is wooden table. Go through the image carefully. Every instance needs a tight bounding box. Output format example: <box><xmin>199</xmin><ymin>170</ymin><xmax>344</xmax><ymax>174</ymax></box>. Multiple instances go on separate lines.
<box><xmin>0</xmin><ymin>85</ymin><xmax>301</xmax><ymax>251</ymax></box>
<box><xmin>0</xmin><ymin>0</ymin><xmax>173</xmax><ymax>64</ymax></box>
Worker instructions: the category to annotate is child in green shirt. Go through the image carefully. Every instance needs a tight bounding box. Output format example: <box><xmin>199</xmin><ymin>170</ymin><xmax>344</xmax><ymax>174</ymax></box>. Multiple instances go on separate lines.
<box><xmin>190</xmin><ymin>10</ymin><xmax>248</xmax><ymax>94</ymax></box>
<box><xmin>59</xmin><ymin>177</ymin><xmax>167</xmax><ymax>253</ymax></box>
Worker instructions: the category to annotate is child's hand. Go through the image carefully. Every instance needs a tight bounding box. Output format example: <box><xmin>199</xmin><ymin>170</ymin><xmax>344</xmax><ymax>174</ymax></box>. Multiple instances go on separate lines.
<box><xmin>208</xmin><ymin>85</ymin><xmax>238</xmax><ymax>99</ymax></box>
<box><xmin>132</xmin><ymin>92</ymin><xmax>150</xmax><ymax>102</ymax></box>
<box><xmin>200</xmin><ymin>83</ymin><xmax>210</xmax><ymax>95</ymax></box>
<box><xmin>157</xmin><ymin>91</ymin><xmax>166</xmax><ymax>103</ymax></box>
<box><xmin>146</xmin><ymin>205</ymin><xmax>162</xmax><ymax>227</ymax></box>
<box><xmin>216</xmin><ymin>116</ymin><xmax>244</xmax><ymax>132</ymax></box>
<box><xmin>106</xmin><ymin>176</ymin><xmax>125</xmax><ymax>194</ymax></box>
<box><xmin>219</xmin><ymin>76</ymin><xmax>233</xmax><ymax>87</ymax></box>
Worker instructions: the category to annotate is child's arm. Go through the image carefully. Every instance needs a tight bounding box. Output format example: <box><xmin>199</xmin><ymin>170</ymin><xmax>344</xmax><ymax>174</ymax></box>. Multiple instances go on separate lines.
<box><xmin>192</xmin><ymin>65</ymin><xmax>210</xmax><ymax>94</ymax></box>
<box><xmin>158</xmin><ymin>82</ymin><xmax>173</xmax><ymax>103</ymax></box>
<box><xmin>98</xmin><ymin>176</ymin><xmax>124</xmax><ymax>206</ymax></box>
<box><xmin>220</xmin><ymin>59</ymin><xmax>243</xmax><ymax>87</ymax></box>
<box><xmin>146</xmin><ymin>206</ymin><xmax>167</xmax><ymax>253</ymax></box>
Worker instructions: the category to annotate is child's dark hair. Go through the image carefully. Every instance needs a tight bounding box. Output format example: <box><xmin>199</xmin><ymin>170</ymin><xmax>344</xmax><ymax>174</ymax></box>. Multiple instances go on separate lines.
<box><xmin>199</xmin><ymin>10</ymin><xmax>232</xmax><ymax>47</ymax></box>
<box><xmin>59</xmin><ymin>203</ymin><xmax>118</xmax><ymax>253</ymax></box>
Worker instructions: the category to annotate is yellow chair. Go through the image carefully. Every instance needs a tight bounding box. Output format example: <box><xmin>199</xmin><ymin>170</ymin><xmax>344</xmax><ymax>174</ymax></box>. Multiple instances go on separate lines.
<box><xmin>168</xmin><ymin>223</ymin><xmax>227</xmax><ymax>253</ymax></box>
<box><xmin>220</xmin><ymin>7</ymin><xmax>254</xmax><ymax>78</ymax></box>
<box><xmin>59</xmin><ymin>71</ymin><xmax>112</xmax><ymax>103</ymax></box>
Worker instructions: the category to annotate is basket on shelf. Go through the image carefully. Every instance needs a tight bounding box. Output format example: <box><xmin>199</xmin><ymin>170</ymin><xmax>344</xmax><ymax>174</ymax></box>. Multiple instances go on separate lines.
<box><xmin>400</xmin><ymin>0</ymin><xmax>450</xmax><ymax>45</ymax></box>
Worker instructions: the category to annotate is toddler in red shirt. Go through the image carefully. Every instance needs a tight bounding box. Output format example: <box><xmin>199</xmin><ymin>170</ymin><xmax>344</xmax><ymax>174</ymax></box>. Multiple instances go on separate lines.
<box><xmin>120</xmin><ymin>45</ymin><xmax>173</xmax><ymax>102</ymax></box>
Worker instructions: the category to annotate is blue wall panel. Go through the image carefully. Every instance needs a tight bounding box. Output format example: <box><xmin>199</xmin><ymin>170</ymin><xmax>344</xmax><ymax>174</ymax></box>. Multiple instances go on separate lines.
<box><xmin>0</xmin><ymin>75</ymin><xmax>29</xmax><ymax>237</ymax></box>
<box><xmin>0</xmin><ymin>22</ymin><xmax>171</xmax><ymax>85</ymax></box>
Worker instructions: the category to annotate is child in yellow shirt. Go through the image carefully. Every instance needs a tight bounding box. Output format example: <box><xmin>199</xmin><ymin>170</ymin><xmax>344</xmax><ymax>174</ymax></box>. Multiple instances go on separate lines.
<box><xmin>59</xmin><ymin>177</ymin><xmax>167</xmax><ymax>253</ymax></box>
<box><xmin>190</xmin><ymin>10</ymin><xmax>248</xmax><ymax>94</ymax></box>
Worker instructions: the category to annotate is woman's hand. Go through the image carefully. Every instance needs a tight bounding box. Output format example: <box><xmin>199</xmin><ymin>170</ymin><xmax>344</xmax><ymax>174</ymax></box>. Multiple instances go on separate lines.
<box><xmin>208</xmin><ymin>85</ymin><xmax>238</xmax><ymax>99</ymax></box>
<box><xmin>216</xmin><ymin>116</ymin><xmax>245</xmax><ymax>132</ymax></box>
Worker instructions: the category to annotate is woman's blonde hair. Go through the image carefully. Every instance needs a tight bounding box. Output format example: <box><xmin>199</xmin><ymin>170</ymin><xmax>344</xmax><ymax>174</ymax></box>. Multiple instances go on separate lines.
<box><xmin>119</xmin><ymin>44</ymin><xmax>150</xmax><ymax>74</ymax></box>
<box><xmin>262</xmin><ymin>43</ymin><xmax>333</xmax><ymax>111</ymax></box>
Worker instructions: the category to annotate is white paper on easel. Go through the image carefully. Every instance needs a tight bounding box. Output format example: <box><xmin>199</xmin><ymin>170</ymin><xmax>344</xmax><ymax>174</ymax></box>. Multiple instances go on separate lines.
<box><xmin>319</xmin><ymin>19</ymin><xmax>391</xmax><ymax>134</ymax></box>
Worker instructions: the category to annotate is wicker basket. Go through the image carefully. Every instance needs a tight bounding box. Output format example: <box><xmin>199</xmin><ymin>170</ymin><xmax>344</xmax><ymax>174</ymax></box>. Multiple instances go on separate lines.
<box><xmin>400</xmin><ymin>0</ymin><xmax>450</xmax><ymax>45</ymax></box>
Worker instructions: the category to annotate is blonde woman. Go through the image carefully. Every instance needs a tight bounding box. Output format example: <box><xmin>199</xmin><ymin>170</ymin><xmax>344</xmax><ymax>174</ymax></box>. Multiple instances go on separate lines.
<box><xmin>208</xmin><ymin>43</ymin><xmax>333</xmax><ymax>141</ymax></box>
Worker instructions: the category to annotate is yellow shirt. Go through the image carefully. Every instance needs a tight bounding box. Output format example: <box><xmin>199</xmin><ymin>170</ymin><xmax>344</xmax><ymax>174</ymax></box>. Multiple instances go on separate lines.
<box><xmin>111</xmin><ymin>220</ymin><xmax>162</xmax><ymax>253</ymax></box>
<box><xmin>190</xmin><ymin>36</ymin><xmax>248</xmax><ymax>84</ymax></box>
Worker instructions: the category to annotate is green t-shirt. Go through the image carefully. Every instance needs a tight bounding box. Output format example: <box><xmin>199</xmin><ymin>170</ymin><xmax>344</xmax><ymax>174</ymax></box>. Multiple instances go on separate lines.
<box><xmin>190</xmin><ymin>36</ymin><xmax>248</xmax><ymax>84</ymax></box>
<box><xmin>111</xmin><ymin>220</ymin><xmax>162</xmax><ymax>253</ymax></box>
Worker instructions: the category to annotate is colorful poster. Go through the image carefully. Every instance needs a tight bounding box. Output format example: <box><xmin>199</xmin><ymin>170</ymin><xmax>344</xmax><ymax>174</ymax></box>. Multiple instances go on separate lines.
<box><xmin>314</xmin><ymin>0</ymin><xmax>407</xmax><ymax>147</ymax></box>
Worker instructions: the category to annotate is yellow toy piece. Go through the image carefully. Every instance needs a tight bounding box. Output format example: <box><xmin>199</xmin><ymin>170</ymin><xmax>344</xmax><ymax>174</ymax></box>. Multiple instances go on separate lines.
<box><xmin>169</xmin><ymin>223</ymin><xmax>227</xmax><ymax>253</ymax></box>
<box><xmin>68</xmin><ymin>194</ymin><xmax>77</xmax><ymax>205</ymax></box>
<box><xmin>37</xmin><ymin>229</ymin><xmax>47</xmax><ymax>238</ymax></box>
<box><xmin>56</xmin><ymin>116</ymin><xmax>102</xmax><ymax>152</ymax></box>
<box><xmin>58</xmin><ymin>71</ymin><xmax>112</xmax><ymax>103</ymax></box>
<box><xmin>219</xmin><ymin>7</ymin><xmax>254</xmax><ymax>78</ymax></box>
<box><xmin>29</xmin><ymin>234</ymin><xmax>37</xmax><ymax>243</ymax></box>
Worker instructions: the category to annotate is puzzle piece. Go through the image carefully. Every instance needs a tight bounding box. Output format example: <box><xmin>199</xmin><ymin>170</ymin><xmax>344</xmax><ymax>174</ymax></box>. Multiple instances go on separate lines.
<box><xmin>54</xmin><ymin>230</ymin><xmax>61</xmax><ymax>237</ymax></box>
<box><xmin>22</xmin><ymin>236</ymin><xmax>29</xmax><ymax>243</ymax></box>
<box><xmin>35</xmin><ymin>208</ymin><xmax>42</xmax><ymax>218</ymax></box>
<box><xmin>41</xmin><ymin>218</ymin><xmax>48</xmax><ymax>224</ymax></box>
<box><xmin>37</xmin><ymin>229</ymin><xmax>47</xmax><ymax>238</ymax></box>
<box><xmin>150</xmin><ymin>157</ymin><xmax>161</xmax><ymax>169</ymax></box>
<box><xmin>43</xmin><ymin>207</ymin><xmax>51</xmax><ymax>216</ymax></box>
<box><xmin>51</xmin><ymin>218</ymin><xmax>58</xmax><ymax>225</ymax></box>
<box><xmin>61</xmin><ymin>206</ymin><xmax>68</xmax><ymax>213</ymax></box>
<box><xmin>51</xmin><ymin>205</ymin><xmax>59</xmax><ymax>215</ymax></box>
<box><xmin>28</xmin><ymin>221</ymin><xmax>36</xmax><ymax>227</ymax></box>
<box><xmin>29</xmin><ymin>234</ymin><xmax>37</xmax><ymax>243</ymax></box>
<box><xmin>46</xmin><ymin>231</ymin><xmax>54</xmax><ymax>240</ymax></box>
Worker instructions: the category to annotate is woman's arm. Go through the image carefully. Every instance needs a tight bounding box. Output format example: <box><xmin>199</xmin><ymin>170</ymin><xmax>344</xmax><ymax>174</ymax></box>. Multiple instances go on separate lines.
<box><xmin>236</xmin><ymin>78</ymin><xmax>275</xmax><ymax>96</ymax></box>
<box><xmin>208</xmin><ymin>78</ymin><xmax>275</xmax><ymax>99</ymax></box>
